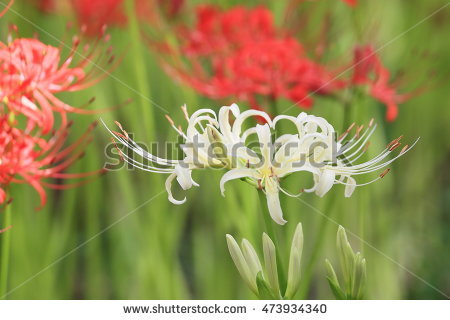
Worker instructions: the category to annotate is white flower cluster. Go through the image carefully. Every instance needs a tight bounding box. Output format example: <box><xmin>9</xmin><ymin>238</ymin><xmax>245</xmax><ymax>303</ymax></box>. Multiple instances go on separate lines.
<box><xmin>103</xmin><ymin>103</ymin><xmax>416</xmax><ymax>225</ymax></box>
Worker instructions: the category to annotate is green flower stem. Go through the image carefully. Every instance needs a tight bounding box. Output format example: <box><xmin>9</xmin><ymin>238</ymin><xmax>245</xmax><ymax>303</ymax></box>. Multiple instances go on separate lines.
<box><xmin>352</xmin><ymin>89</ymin><xmax>368</xmax><ymax>254</ymax></box>
<box><xmin>358</xmin><ymin>191</ymin><xmax>367</xmax><ymax>256</ymax></box>
<box><xmin>0</xmin><ymin>203</ymin><xmax>12</xmax><ymax>299</ymax></box>
<box><xmin>257</xmin><ymin>190</ymin><xmax>286</xmax><ymax>296</ymax></box>
<box><xmin>125</xmin><ymin>0</ymin><xmax>156</xmax><ymax>139</ymax></box>
<box><xmin>298</xmin><ymin>194</ymin><xmax>336</xmax><ymax>299</ymax></box>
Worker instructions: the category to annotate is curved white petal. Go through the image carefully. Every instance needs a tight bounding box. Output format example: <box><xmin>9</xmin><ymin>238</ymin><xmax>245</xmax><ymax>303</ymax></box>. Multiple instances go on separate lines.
<box><xmin>165</xmin><ymin>173</ymin><xmax>187</xmax><ymax>205</ymax></box>
<box><xmin>218</xmin><ymin>104</ymin><xmax>240</xmax><ymax>143</ymax></box>
<box><xmin>174</xmin><ymin>165</ymin><xmax>198</xmax><ymax>190</ymax></box>
<box><xmin>265</xmin><ymin>178</ymin><xmax>287</xmax><ymax>225</ymax></box>
<box><xmin>315</xmin><ymin>169</ymin><xmax>336</xmax><ymax>197</ymax></box>
<box><xmin>232</xmin><ymin>109</ymin><xmax>272</xmax><ymax>138</ymax></box>
<box><xmin>272</xmin><ymin>115</ymin><xmax>297</xmax><ymax>127</ymax></box>
<box><xmin>220</xmin><ymin>168</ymin><xmax>259</xmax><ymax>196</ymax></box>
<box><xmin>344</xmin><ymin>176</ymin><xmax>356</xmax><ymax>197</ymax></box>
<box><xmin>255</xmin><ymin>124</ymin><xmax>272</xmax><ymax>170</ymax></box>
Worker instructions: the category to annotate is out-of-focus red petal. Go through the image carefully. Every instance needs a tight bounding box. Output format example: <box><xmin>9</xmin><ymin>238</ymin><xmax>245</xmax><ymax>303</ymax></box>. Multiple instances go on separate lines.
<box><xmin>342</xmin><ymin>0</ymin><xmax>358</xmax><ymax>7</ymax></box>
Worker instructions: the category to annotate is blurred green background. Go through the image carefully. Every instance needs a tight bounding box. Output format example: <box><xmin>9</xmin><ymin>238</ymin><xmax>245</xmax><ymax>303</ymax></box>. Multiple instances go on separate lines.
<box><xmin>0</xmin><ymin>0</ymin><xmax>449</xmax><ymax>299</ymax></box>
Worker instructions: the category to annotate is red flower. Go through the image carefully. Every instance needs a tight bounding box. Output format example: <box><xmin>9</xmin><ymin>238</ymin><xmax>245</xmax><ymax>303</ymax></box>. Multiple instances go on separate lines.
<box><xmin>351</xmin><ymin>45</ymin><xmax>411</xmax><ymax>121</ymax></box>
<box><xmin>0</xmin><ymin>23</ymin><xmax>114</xmax><ymax>209</ymax></box>
<box><xmin>31</xmin><ymin>0</ymin><xmax>57</xmax><ymax>13</ymax></box>
<box><xmin>182</xmin><ymin>38</ymin><xmax>340</xmax><ymax>108</ymax></box>
<box><xmin>71</xmin><ymin>0</ymin><xmax>127</xmax><ymax>35</ymax></box>
<box><xmin>157</xmin><ymin>0</ymin><xmax>184</xmax><ymax>18</ymax></box>
<box><xmin>0</xmin><ymin>115</ymin><xmax>102</xmax><ymax>208</ymax></box>
<box><xmin>165</xmin><ymin>5</ymin><xmax>341</xmax><ymax>109</ymax></box>
<box><xmin>0</xmin><ymin>32</ymin><xmax>115</xmax><ymax>134</ymax></box>
<box><xmin>70</xmin><ymin>0</ymin><xmax>169</xmax><ymax>36</ymax></box>
<box><xmin>342</xmin><ymin>0</ymin><xmax>358</xmax><ymax>7</ymax></box>
<box><xmin>183</xmin><ymin>5</ymin><xmax>275</xmax><ymax>57</ymax></box>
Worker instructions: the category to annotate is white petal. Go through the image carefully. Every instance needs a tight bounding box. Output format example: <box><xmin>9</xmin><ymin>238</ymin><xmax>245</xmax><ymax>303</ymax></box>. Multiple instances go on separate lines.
<box><xmin>265</xmin><ymin>178</ymin><xmax>287</xmax><ymax>225</ymax></box>
<box><xmin>266</xmin><ymin>191</ymin><xmax>287</xmax><ymax>225</ymax></box>
<box><xmin>315</xmin><ymin>169</ymin><xmax>336</xmax><ymax>197</ymax></box>
<box><xmin>174</xmin><ymin>165</ymin><xmax>198</xmax><ymax>190</ymax></box>
<box><xmin>165</xmin><ymin>173</ymin><xmax>187</xmax><ymax>205</ymax></box>
<box><xmin>344</xmin><ymin>176</ymin><xmax>356</xmax><ymax>197</ymax></box>
<box><xmin>218</xmin><ymin>104</ymin><xmax>240</xmax><ymax>143</ymax></box>
<box><xmin>220</xmin><ymin>168</ymin><xmax>259</xmax><ymax>196</ymax></box>
<box><xmin>232</xmin><ymin>109</ymin><xmax>272</xmax><ymax>138</ymax></box>
<box><xmin>255</xmin><ymin>124</ymin><xmax>272</xmax><ymax>170</ymax></box>
<box><xmin>272</xmin><ymin>115</ymin><xmax>297</xmax><ymax>127</ymax></box>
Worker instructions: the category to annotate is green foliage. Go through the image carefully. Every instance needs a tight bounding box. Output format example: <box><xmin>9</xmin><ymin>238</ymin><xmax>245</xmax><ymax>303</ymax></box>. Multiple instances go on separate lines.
<box><xmin>325</xmin><ymin>226</ymin><xmax>366</xmax><ymax>299</ymax></box>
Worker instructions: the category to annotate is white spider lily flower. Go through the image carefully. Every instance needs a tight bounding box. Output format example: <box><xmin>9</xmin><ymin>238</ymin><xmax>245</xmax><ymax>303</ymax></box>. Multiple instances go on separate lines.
<box><xmin>272</xmin><ymin>113</ymin><xmax>418</xmax><ymax>200</ymax></box>
<box><xmin>220</xmin><ymin>124</ymin><xmax>319</xmax><ymax>225</ymax></box>
<box><xmin>103</xmin><ymin>104</ymin><xmax>416</xmax><ymax>225</ymax></box>
<box><xmin>101</xmin><ymin>103</ymin><xmax>270</xmax><ymax>205</ymax></box>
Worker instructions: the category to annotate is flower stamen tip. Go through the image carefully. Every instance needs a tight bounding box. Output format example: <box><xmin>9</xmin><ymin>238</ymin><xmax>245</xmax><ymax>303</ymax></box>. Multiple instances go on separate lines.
<box><xmin>380</xmin><ymin>168</ymin><xmax>391</xmax><ymax>178</ymax></box>
<box><xmin>165</xmin><ymin>114</ymin><xmax>175</xmax><ymax>126</ymax></box>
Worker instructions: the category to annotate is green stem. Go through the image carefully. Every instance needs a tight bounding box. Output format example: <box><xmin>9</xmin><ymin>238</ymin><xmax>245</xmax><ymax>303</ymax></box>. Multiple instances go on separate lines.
<box><xmin>0</xmin><ymin>203</ymin><xmax>12</xmax><ymax>299</ymax></box>
<box><xmin>358</xmin><ymin>192</ymin><xmax>367</xmax><ymax>256</ymax></box>
<box><xmin>125</xmin><ymin>0</ymin><xmax>156</xmax><ymax>138</ymax></box>
<box><xmin>257</xmin><ymin>190</ymin><xmax>286</xmax><ymax>296</ymax></box>
<box><xmin>298</xmin><ymin>195</ymin><xmax>336</xmax><ymax>299</ymax></box>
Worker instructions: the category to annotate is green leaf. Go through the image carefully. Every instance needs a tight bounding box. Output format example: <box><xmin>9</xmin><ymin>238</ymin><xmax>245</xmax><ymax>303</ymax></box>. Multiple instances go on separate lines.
<box><xmin>325</xmin><ymin>259</ymin><xmax>346</xmax><ymax>300</ymax></box>
<box><xmin>256</xmin><ymin>272</ymin><xmax>277</xmax><ymax>300</ymax></box>
<box><xmin>226</xmin><ymin>234</ymin><xmax>258</xmax><ymax>294</ymax></box>
<box><xmin>285</xmin><ymin>251</ymin><xmax>301</xmax><ymax>299</ymax></box>
<box><xmin>337</xmin><ymin>226</ymin><xmax>355</xmax><ymax>292</ymax></box>
<box><xmin>242</xmin><ymin>239</ymin><xmax>263</xmax><ymax>279</ymax></box>
<box><xmin>284</xmin><ymin>223</ymin><xmax>303</xmax><ymax>299</ymax></box>
<box><xmin>352</xmin><ymin>254</ymin><xmax>366</xmax><ymax>299</ymax></box>
<box><xmin>326</xmin><ymin>276</ymin><xmax>347</xmax><ymax>300</ymax></box>
<box><xmin>262</xmin><ymin>233</ymin><xmax>280</xmax><ymax>298</ymax></box>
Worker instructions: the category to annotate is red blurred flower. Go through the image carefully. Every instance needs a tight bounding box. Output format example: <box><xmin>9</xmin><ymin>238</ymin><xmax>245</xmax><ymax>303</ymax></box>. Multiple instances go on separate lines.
<box><xmin>31</xmin><ymin>0</ymin><xmax>57</xmax><ymax>13</ymax></box>
<box><xmin>342</xmin><ymin>0</ymin><xmax>358</xmax><ymax>7</ymax></box>
<box><xmin>70</xmin><ymin>0</ymin><xmax>181</xmax><ymax>36</ymax></box>
<box><xmin>165</xmin><ymin>5</ymin><xmax>341</xmax><ymax>109</ymax></box>
<box><xmin>71</xmin><ymin>0</ymin><xmax>127</xmax><ymax>35</ymax></box>
<box><xmin>351</xmin><ymin>45</ymin><xmax>411</xmax><ymax>121</ymax></box>
<box><xmin>0</xmin><ymin>114</ymin><xmax>102</xmax><ymax>208</ymax></box>
<box><xmin>0</xmin><ymin>32</ymin><xmax>115</xmax><ymax>134</ymax></box>
<box><xmin>182</xmin><ymin>38</ymin><xmax>340</xmax><ymax>108</ymax></box>
<box><xmin>157</xmin><ymin>0</ymin><xmax>184</xmax><ymax>18</ymax></box>
<box><xmin>183</xmin><ymin>5</ymin><xmax>275</xmax><ymax>56</ymax></box>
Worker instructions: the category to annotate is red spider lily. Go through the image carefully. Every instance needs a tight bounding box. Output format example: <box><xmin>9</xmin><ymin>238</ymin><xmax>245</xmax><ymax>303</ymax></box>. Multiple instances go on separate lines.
<box><xmin>157</xmin><ymin>0</ymin><xmax>184</xmax><ymax>18</ymax></box>
<box><xmin>71</xmin><ymin>0</ymin><xmax>127</xmax><ymax>35</ymax></box>
<box><xmin>70</xmin><ymin>0</ymin><xmax>171</xmax><ymax>36</ymax></box>
<box><xmin>30</xmin><ymin>0</ymin><xmax>57</xmax><ymax>13</ymax></box>
<box><xmin>0</xmin><ymin>1</ymin><xmax>110</xmax><ymax>213</ymax></box>
<box><xmin>180</xmin><ymin>38</ymin><xmax>341</xmax><ymax>108</ymax></box>
<box><xmin>342</xmin><ymin>0</ymin><xmax>358</xmax><ymax>7</ymax></box>
<box><xmin>0</xmin><ymin>30</ymin><xmax>116</xmax><ymax>134</ymax></box>
<box><xmin>164</xmin><ymin>5</ymin><xmax>341</xmax><ymax>109</ymax></box>
<box><xmin>0</xmin><ymin>114</ymin><xmax>104</xmax><ymax>209</ymax></box>
<box><xmin>182</xmin><ymin>5</ymin><xmax>275</xmax><ymax>56</ymax></box>
<box><xmin>351</xmin><ymin>45</ymin><xmax>411</xmax><ymax>121</ymax></box>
